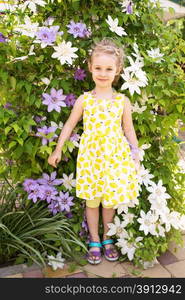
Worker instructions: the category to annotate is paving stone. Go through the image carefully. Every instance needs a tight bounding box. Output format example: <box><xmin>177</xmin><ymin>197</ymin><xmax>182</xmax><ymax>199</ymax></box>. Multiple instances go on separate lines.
<box><xmin>23</xmin><ymin>269</ymin><xmax>44</xmax><ymax>278</ymax></box>
<box><xmin>165</xmin><ymin>260</ymin><xmax>185</xmax><ymax>278</ymax></box>
<box><xmin>121</xmin><ymin>262</ymin><xmax>171</xmax><ymax>278</ymax></box>
<box><xmin>0</xmin><ymin>264</ymin><xmax>24</xmax><ymax>277</ymax></box>
<box><xmin>43</xmin><ymin>265</ymin><xmax>82</xmax><ymax>278</ymax></box>
<box><xmin>158</xmin><ymin>250</ymin><xmax>178</xmax><ymax>265</ymax></box>
<box><xmin>83</xmin><ymin>257</ymin><xmax>127</xmax><ymax>278</ymax></box>
<box><xmin>168</xmin><ymin>236</ymin><xmax>185</xmax><ymax>260</ymax></box>
<box><xmin>66</xmin><ymin>272</ymin><xmax>88</xmax><ymax>278</ymax></box>
<box><xmin>5</xmin><ymin>273</ymin><xmax>23</xmax><ymax>278</ymax></box>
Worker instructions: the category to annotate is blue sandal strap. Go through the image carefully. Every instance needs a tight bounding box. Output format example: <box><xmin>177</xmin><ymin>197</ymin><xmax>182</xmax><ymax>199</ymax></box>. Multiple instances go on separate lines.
<box><xmin>102</xmin><ymin>239</ymin><xmax>114</xmax><ymax>246</ymax></box>
<box><xmin>89</xmin><ymin>241</ymin><xmax>102</xmax><ymax>248</ymax></box>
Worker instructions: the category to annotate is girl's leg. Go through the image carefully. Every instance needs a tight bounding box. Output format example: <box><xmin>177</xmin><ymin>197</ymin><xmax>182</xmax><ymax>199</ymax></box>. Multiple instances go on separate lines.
<box><xmin>102</xmin><ymin>207</ymin><xmax>118</xmax><ymax>258</ymax></box>
<box><xmin>86</xmin><ymin>205</ymin><xmax>100</xmax><ymax>262</ymax></box>
<box><xmin>86</xmin><ymin>206</ymin><xmax>100</xmax><ymax>242</ymax></box>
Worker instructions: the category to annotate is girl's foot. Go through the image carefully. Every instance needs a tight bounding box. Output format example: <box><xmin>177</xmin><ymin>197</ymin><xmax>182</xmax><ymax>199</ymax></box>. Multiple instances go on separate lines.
<box><xmin>87</xmin><ymin>241</ymin><xmax>102</xmax><ymax>265</ymax></box>
<box><xmin>102</xmin><ymin>237</ymin><xmax>119</xmax><ymax>261</ymax></box>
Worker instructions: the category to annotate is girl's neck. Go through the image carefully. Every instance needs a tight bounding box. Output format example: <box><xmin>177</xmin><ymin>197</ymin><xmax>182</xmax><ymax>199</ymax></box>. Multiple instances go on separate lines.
<box><xmin>93</xmin><ymin>86</ymin><xmax>114</xmax><ymax>97</ymax></box>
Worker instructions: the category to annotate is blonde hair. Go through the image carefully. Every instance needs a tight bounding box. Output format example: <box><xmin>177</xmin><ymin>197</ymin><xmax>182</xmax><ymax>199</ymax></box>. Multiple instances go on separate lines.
<box><xmin>88</xmin><ymin>38</ymin><xmax>125</xmax><ymax>85</ymax></box>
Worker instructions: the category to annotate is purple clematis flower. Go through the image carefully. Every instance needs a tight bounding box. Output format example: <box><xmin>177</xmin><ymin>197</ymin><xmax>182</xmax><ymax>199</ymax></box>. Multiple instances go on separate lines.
<box><xmin>74</xmin><ymin>68</ymin><xmax>86</xmax><ymax>80</ymax></box>
<box><xmin>3</xmin><ymin>102</ymin><xmax>12</xmax><ymax>109</ymax></box>
<box><xmin>37</xmin><ymin>171</ymin><xmax>63</xmax><ymax>186</ymax></box>
<box><xmin>65</xmin><ymin>212</ymin><xmax>73</xmax><ymax>219</ymax></box>
<box><xmin>67</xmin><ymin>21</ymin><xmax>90</xmax><ymax>38</ymax></box>
<box><xmin>70</xmin><ymin>133</ymin><xmax>80</xmax><ymax>143</ymax></box>
<box><xmin>23</xmin><ymin>178</ymin><xmax>37</xmax><ymax>192</ymax></box>
<box><xmin>48</xmin><ymin>200</ymin><xmax>58</xmax><ymax>215</ymax></box>
<box><xmin>56</xmin><ymin>191</ymin><xmax>74</xmax><ymax>213</ymax></box>
<box><xmin>36</xmin><ymin>126</ymin><xmax>58</xmax><ymax>145</ymax></box>
<box><xmin>64</xmin><ymin>93</ymin><xmax>76</xmax><ymax>107</ymax></box>
<box><xmin>35</xmin><ymin>26</ymin><xmax>63</xmax><ymax>48</ymax></box>
<box><xmin>41</xmin><ymin>185</ymin><xmax>58</xmax><ymax>203</ymax></box>
<box><xmin>42</xmin><ymin>88</ymin><xmax>66</xmax><ymax>112</ymax></box>
<box><xmin>28</xmin><ymin>183</ymin><xmax>45</xmax><ymax>203</ymax></box>
<box><xmin>34</xmin><ymin>115</ymin><xmax>47</xmax><ymax>123</ymax></box>
<box><xmin>127</xmin><ymin>2</ymin><xmax>133</xmax><ymax>14</ymax></box>
<box><xmin>0</xmin><ymin>33</ymin><xmax>6</xmax><ymax>43</ymax></box>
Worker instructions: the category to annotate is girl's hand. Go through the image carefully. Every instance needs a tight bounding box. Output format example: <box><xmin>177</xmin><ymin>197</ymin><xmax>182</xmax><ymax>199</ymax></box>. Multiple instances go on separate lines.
<box><xmin>134</xmin><ymin>159</ymin><xmax>140</xmax><ymax>174</ymax></box>
<box><xmin>48</xmin><ymin>149</ymin><xmax>61</xmax><ymax>168</ymax></box>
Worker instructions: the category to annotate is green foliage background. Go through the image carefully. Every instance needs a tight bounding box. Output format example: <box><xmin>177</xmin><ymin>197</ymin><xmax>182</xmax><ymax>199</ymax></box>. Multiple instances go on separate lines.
<box><xmin>0</xmin><ymin>0</ymin><xmax>185</xmax><ymax>267</ymax></box>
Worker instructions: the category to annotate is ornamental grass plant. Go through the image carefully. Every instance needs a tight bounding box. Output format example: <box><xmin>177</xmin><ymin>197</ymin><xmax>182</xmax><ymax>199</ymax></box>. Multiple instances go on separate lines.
<box><xmin>0</xmin><ymin>181</ymin><xmax>87</xmax><ymax>266</ymax></box>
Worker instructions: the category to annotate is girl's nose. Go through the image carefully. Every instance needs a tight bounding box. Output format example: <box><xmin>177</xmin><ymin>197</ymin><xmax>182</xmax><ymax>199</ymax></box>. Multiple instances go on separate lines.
<box><xmin>100</xmin><ymin>71</ymin><xmax>107</xmax><ymax>77</ymax></box>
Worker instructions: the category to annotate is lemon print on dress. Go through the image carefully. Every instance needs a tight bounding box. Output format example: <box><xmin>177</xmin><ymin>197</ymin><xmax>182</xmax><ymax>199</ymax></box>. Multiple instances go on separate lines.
<box><xmin>110</xmin><ymin>112</ymin><xmax>115</xmax><ymax>118</ymax></box>
<box><xmin>96</xmin><ymin>150</ymin><xmax>102</xmax><ymax>158</ymax></box>
<box><xmin>117</xmin><ymin>187</ymin><xmax>124</xmax><ymax>194</ymax></box>
<box><xmin>94</xmin><ymin>163</ymin><xmax>101</xmax><ymax>170</ymax></box>
<box><xmin>99</xmin><ymin>113</ymin><xmax>106</xmax><ymax>120</ymax></box>
<box><xmin>78</xmin><ymin>178</ymin><xmax>85</xmax><ymax>184</ymax></box>
<box><xmin>120</xmin><ymin>178</ymin><xmax>127</xmax><ymax>185</ymax></box>
<box><xmin>95</xmin><ymin>123</ymin><xmax>101</xmax><ymax>129</ymax></box>
<box><xmin>91</xmin><ymin>107</ymin><xmax>97</xmax><ymax>114</ymax></box>
<box><xmin>84</xmin><ymin>162</ymin><xmax>89</xmax><ymax>168</ymax></box>
<box><xmin>97</xmin><ymin>186</ymin><xmax>102</xmax><ymax>192</ymax></box>
<box><xmin>123</xmin><ymin>161</ymin><xmax>129</xmax><ymax>167</ymax></box>
<box><xmin>92</xmin><ymin>190</ymin><xmax>97</xmax><ymax>196</ymax></box>
<box><xmin>110</xmin><ymin>182</ymin><xmax>117</xmax><ymax>188</ymax></box>
<box><xmin>87</xmin><ymin>123</ymin><xmax>93</xmax><ymax>130</ymax></box>
<box><xmin>79</xmin><ymin>156</ymin><xmax>85</xmax><ymax>162</ymax></box>
<box><xmin>90</xmin><ymin>117</ymin><xmax>96</xmax><ymax>123</ymax></box>
<box><xmin>85</xmin><ymin>110</ymin><xmax>90</xmax><ymax>116</ymax></box>
<box><xmin>105</xmin><ymin>120</ymin><xmax>111</xmax><ymax>126</ymax></box>
<box><xmin>87</xmin><ymin>177</ymin><xmax>93</xmax><ymax>184</ymax></box>
<box><xmin>84</xmin><ymin>185</ymin><xmax>89</xmax><ymax>190</ymax></box>
<box><xmin>84</xmin><ymin>192</ymin><xmax>90</xmax><ymax>198</ymax></box>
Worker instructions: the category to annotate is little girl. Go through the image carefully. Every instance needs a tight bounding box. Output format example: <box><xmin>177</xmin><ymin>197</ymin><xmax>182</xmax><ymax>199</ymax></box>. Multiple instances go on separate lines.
<box><xmin>48</xmin><ymin>38</ymin><xmax>140</xmax><ymax>265</ymax></box>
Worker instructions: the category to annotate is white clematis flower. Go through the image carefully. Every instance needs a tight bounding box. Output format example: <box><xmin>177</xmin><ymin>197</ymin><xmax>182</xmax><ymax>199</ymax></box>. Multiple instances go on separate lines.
<box><xmin>137</xmin><ymin>210</ymin><xmax>158</xmax><ymax>236</ymax></box>
<box><xmin>52</xmin><ymin>41</ymin><xmax>78</xmax><ymax>65</ymax></box>
<box><xmin>147</xmin><ymin>48</ymin><xmax>164</xmax><ymax>63</ymax></box>
<box><xmin>131</xmin><ymin>102</ymin><xmax>147</xmax><ymax>114</ymax></box>
<box><xmin>20</xmin><ymin>0</ymin><xmax>47</xmax><ymax>14</ymax></box>
<box><xmin>15</xmin><ymin>16</ymin><xmax>39</xmax><ymax>38</ymax></box>
<box><xmin>121</xmin><ymin>70</ymin><xmax>147</xmax><ymax>95</ymax></box>
<box><xmin>107</xmin><ymin>216</ymin><xmax>129</xmax><ymax>238</ymax></box>
<box><xmin>61</xmin><ymin>173</ymin><xmax>76</xmax><ymax>190</ymax></box>
<box><xmin>106</xmin><ymin>15</ymin><xmax>127</xmax><ymax>36</ymax></box>
<box><xmin>47</xmin><ymin>252</ymin><xmax>65</xmax><ymax>271</ymax></box>
<box><xmin>146</xmin><ymin>179</ymin><xmax>171</xmax><ymax>202</ymax></box>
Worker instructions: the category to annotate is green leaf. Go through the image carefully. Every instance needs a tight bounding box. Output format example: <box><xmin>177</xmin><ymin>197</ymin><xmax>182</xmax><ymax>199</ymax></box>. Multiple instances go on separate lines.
<box><xmin>8</xmin><ymin>141</ymin><xmax>17</xmax><ymax>149</ymax></box>
<box><xmin>5</xmin><ymin>126</ymin><xmax>12</xmax><ymax>135</ymax></box>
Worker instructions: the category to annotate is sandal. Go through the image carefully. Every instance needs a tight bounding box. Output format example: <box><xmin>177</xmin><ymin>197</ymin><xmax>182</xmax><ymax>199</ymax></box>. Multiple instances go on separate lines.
<box><xmin>102</xmin><ymin>239</ymin><xmax>119</xmax><ymax>262</ymax></box>
<box><xmin>86</xmin><ymin>241</ymin><xmax>102</xmax><ymax>265</ymax></box>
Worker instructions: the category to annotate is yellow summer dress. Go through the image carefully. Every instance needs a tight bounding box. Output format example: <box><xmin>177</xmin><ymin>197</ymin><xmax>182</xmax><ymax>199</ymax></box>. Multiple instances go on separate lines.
<box><xmin>76</xmin><ymin>91</ymin><xmax>139</xmax><ymax>208</ymax></box>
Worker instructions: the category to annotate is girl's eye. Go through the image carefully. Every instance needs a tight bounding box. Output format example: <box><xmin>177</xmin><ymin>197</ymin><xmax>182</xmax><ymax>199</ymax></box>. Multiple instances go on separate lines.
<box><xmin>107</xmin><ymin>69</ymin><xmax>112</xmax><ymax>71</ymax></box>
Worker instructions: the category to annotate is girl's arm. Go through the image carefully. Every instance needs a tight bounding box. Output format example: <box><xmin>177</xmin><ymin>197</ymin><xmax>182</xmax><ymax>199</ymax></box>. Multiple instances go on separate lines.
<box><xmin>55</xmin><ymin>95</ymin><xmax>84</xmax><ymax>152</ymax></box>
<box><xmin>48</xmin><ymin>95</ymin><xmax>84</xmax><ymax>168</ymax></box>
<box><xmin>122</xmin><ymin>97</ymin><xmax>140</xmax><ymax>161</ymax></box>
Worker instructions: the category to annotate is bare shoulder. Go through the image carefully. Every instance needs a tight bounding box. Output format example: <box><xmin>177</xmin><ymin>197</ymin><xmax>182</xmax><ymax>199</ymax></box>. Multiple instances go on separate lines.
<box><xmin>73</xmin><ymin>94</ymin><xmax>84</xmax><ymax>109</ymax></box>
<box><xmin>119</xmin><ymin>93</ymin><xmax>132</xmax><ymax>109</ymax></box>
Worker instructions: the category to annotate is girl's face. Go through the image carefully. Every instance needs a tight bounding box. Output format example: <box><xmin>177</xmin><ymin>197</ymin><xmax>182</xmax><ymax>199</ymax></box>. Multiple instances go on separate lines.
<box><xmin>89</xmin><ymin>53</ymin><xmax>119</xmax><ymax>89</ymax></box>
